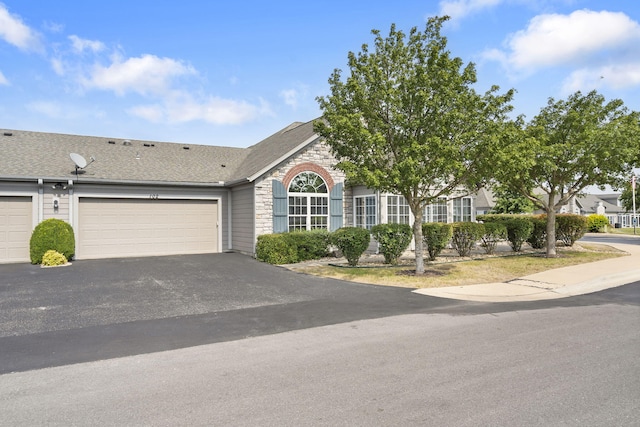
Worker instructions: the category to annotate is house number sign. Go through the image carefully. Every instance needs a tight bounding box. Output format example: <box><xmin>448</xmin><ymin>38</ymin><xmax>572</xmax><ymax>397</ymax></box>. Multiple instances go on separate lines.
<box><xmin>149</xmin><ymin>193</ymin><xmax>159</xmax><ymax>199</ymax></box>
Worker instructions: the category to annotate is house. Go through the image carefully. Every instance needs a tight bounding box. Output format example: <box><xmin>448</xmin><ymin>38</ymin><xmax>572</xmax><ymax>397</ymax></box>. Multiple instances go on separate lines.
<box><xmin>0</xmin><ymin>121</ymin><xmax>476</xmax><ymax>264</ymax></box>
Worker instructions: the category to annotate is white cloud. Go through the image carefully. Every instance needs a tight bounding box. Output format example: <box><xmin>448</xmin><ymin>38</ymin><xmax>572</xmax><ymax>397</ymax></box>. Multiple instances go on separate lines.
<box><xmin>490</xmin><ymin>10</ymin><xmax>640</xmax><ymax>72</ymax></box>
<box><xmin>0</xmin><ymin>70</ymin><xmax>8</xmax><ymax>85</ymax></box>
<box><xmin>279</xmin><ymin>84</ymin><xmax>309</xmax><ymax>109</ymax></box>
<box><xmin>562</xmin><ymin>63</ymin><xmax>640</xmax><ymax>93</ymax></box>
<box><xmin>439</xmin><ymin>0</ymin><xmax>503</xmax><ymax>22</ymax></box>
<box><xmin>82</xmin><ymin>54</ymin><xmax>196</xmax><ymax>96</ymax></box>
<box><xmin>0</xmin><ymin>4</ymin><xmax>42</xmax><ymax>52</ymax></box>
<box><xmin>69</xmin><ymin>35</ymin><xmax>105</xmax><ymax>54</ymax></box>
<box><xmin>129</xmin><ymin>93</ymin><xmax>273</xmax><ymax>125</ymax></box>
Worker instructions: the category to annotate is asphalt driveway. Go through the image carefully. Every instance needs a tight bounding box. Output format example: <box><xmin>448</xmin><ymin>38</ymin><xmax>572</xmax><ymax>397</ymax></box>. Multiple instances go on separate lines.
<box><xmin>1</xmin><ymin>251</ymin><xmax>638</xmax><ymax>374</ymax></box>
<box><xmin>0</xmin><ymin>253</ymin><xmax>464</xmax><ymax>373</ymax></box>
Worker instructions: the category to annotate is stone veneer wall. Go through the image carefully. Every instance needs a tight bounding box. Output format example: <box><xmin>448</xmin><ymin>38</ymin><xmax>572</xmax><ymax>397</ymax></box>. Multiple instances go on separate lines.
<box><xmin>253</xmin><ymin>139</ymin><xmax>350</xmax><ymax>237</ymax></box>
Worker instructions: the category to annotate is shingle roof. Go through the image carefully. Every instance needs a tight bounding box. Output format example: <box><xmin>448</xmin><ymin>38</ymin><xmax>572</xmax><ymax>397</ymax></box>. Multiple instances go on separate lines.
<box><xmin>232</xmin><ymin>120</ymin><xmax>319</xmax><ymax>181</ymax></box>
<box><xmin>575</xmin><ymin>194</ymin><xmax>624</xmax><ymax>214</ymax></box>
<box><xmin>0</xmin><ymin>121</ymin><xmax>320</xmax><ymax>185</ymax></box>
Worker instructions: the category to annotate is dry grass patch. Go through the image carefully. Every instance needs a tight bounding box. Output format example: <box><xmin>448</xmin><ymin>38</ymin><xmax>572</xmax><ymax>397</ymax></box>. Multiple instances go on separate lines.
<box><xmin>293</xmin><ymin>243</ymin><xmax>627</xmax><ymax>289</ymax></box>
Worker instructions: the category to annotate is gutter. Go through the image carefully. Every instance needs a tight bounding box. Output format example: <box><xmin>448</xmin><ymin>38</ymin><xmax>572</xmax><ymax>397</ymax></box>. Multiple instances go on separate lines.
<box><xmin>0</xmin><ymin>176</ymin><xmax>226</xmax><ymax>188</ymax></box>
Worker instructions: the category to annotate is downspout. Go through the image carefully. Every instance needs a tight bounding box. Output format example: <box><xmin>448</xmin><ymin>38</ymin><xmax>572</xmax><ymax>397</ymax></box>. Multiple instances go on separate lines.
<box><xmin>67</xmin><ymin>179</ymin><xmax>74</xmax><ymax>225</ymax></box>
<box><xmin>37</xmin><ymin>179</ymin><xmax>44</xmax><ymax>223</ymax></box>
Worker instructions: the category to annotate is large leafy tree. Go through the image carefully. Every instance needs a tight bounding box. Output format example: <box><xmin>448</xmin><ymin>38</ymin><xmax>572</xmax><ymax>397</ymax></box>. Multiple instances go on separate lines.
<box><xmin>491</xmin><ymin>185</ymin><xmax>534</xmax><ymax>214</ymax></box>
<box><xmin>315</xmin><ymin>17</ymin><xmax>514</xmax><ymax>274</ymax></box>
<box><xmin>620</xmin><ymin>181</ymin><xmax>639</xmax><ymax>213</ymax></box>
<box><xmin>492</xmin><ymin>90</ymin><xmax>640</xmax><ymax>256</ymax></box>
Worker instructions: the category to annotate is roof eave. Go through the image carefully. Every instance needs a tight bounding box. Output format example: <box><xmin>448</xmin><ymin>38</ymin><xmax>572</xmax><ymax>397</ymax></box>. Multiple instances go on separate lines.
<box><xmin>246</xmin><ymin>134</ymin><xmax>321</xmax><ymax>182</ymax></box>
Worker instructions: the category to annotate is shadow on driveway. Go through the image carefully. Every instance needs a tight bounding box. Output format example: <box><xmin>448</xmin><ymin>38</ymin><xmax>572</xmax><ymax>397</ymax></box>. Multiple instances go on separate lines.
<box><xmin>1</xmin><ymin>252</ymin><xmax>637</xmax><ymax>374</ymax></box>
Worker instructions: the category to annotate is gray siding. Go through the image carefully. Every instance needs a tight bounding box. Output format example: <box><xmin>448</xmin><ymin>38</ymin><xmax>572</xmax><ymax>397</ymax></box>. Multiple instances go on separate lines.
<box><xmin>231</xmin><ymin>184</ymin><xmax>255</xmax><ymax>254</ymax></box>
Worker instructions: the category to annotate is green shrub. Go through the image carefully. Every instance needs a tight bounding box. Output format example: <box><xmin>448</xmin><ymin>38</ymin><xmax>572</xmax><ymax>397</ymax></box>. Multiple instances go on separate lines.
<box><xmin>451</xmin><ymin>222</ymin><xmax>485</xmax><ymax>257</ymax></box>
<box><xmin>422</xmin><ymin>223</ymin><xmax>452</xmax><ymax>261</ymax></box>
<box><xmin>371</xmin><ymin>223</ymin><xmax>413</xmax><ymax>265</ymax></box>
<box><xmin>556</xmin><ymin>214</ymin><xmax>587</xmax><ymax>247</ymax></box>
<box><xmin>504</xmin><ymin>217</ymin><xmax>533</xmax><ymax>252</ymax></box>
<box><xmin>479</xmin><ymin>222</ymin><xmax>507</xmax><ymax>254</ymax></box>
<box><xmin>41</xmin><ymin>250</ymin><xmax>68</xmax><ymax>266</ymax></box>
<box><xmin>527</xmin><ymin>215</ymin><xmax>547</xmax><ymax>249</ymax></box>
<box><xmin>255</xmin><ymin>234</ymin><xmax>298</xmax><ymax>264</ymax></box>
<box><xmin>29</xmin><ymin>219</ymin><xmax>75</xmax><ymax>264</ymax></box>
<box><xmin>587</xmin><ymin>214</ymin><xmax>610</xmax><ymax>232</ymax></box>
<box><xmin>284</xmin><ymin>230</ymin><xmax>331</xmax><ymax>262</ymax></box>
<box><xmin>331</xmin><ymin>227</ymin><xmax>370</xmax><ymax>266</ymax></box>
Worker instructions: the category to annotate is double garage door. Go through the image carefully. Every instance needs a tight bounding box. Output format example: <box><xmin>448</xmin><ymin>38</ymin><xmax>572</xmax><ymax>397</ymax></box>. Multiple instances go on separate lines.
<box><xmin>0</xmin><ymin>196</ymin><xmax>33</xmax><ymax>263</ymax></box>
<box><xmin>78</xmin><ymin>198</ymin><xmax>219</xmax><ymax>260</ymax></box>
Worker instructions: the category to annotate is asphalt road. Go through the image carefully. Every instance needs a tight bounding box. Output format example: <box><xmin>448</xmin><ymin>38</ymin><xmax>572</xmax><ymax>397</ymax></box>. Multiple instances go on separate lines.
<box><xmin>1</xmin><ymin>297</ymin><xmax>638</xmax><ymax>426</ymax></box>
<box><xmin>1</xmin><ymin>249</ymin><xmax>638</xmax><ymax>375</ymax></box>
<box><xmin>0</xmin><ymin>235</ymin><xmax>638</xmax><ymax>425</ymax></box>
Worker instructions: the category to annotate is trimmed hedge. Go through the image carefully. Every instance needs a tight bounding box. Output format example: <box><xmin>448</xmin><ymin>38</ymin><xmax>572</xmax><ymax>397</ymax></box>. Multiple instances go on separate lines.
<box><xmin>587</xmin><ymin>214</ymin><xmax>610</xmax><ymax>232</ymax></box>
<box><xmin>505</xmin><ymin>217</ymin><xmax>534</xmax><ymax>252</ymax></box>
<box><xmin>256</xmin><ymin>230</ymin><xmax>332</xmax><ymax>264</ymax></box>
<box><xmin>422</xmin><ymin>222</ymin><xmax>452</xmax><ymax>261</ymax></box>
<box><xmin>478</xmin><ymin>214</ymin><xmax>533</xmax><ymax>252</ymax></box>
<box><xmin>285</xmin><ymin>230</ymin><xmax>331</xmax><ymax>262</ymax></box>
<box><xmin>41</xmin><ymin>250</ymin><xmax>68</xmax><ymax>266</ymax></box>
<box><xmin>29</xmin><ymin>219</ymin><xmax>75</xmax><ymax>265</ymax></box>
<box><xmin>451</xmin><ymin>222</ymin><xmax>485</xmax><ymax>257</ymax></box>
<box><xmin>255</xmin><ymin>234</ymin><xmax>298</xmax><ymax>264</ymax></box>
<box><xmin>556</xmin><ymin>214</ymin><xmax>587</xmax><ymax>247</ymax></box>
<box><xmin>331</xmin><ymin>227</ymin><xmax>370</xmax><ymax>267</ymax></box>
<box><xmin>527</xmin><ymin>215</ymin><xmax>547</xmax><ymax>249</ymax></box>
<box><xmin>479</xmin><ymin>222</ymin><xmax>507</xmax><ymax>254</ymax></box>
<box><xmin>371</xmin><ymin>223</ymin><xmax>412</xmax><ymax>265</ymax></box>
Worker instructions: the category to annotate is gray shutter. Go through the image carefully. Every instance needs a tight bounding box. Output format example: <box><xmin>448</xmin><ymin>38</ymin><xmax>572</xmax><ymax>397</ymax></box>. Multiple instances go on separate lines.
<box><xmin>330</xmin><ymin>182</ymin><xmax>343</xmax><ymax>231</ymax></box>
<box><xmin>272</xmin><ymin>179</ymin><xmax>288</xmax><ymax>233</ymax></box>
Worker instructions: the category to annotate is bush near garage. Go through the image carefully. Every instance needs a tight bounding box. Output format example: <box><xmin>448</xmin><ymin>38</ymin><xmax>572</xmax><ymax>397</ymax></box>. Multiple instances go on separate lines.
<box><xmin>41</xmin><ymin>250</ymin><xmax>68</xmax><ymax>267</ymax></box>
<box><xmin>422</xmin><ymin>222</ymin><xmax>452</xmax><ymax>261</ymax></box>
<box><xmin>330</xmin><ymin>227</ymin><xmax>370</xmax><ymax>267</ymax></box>
<box><xmin>479</xmin><ymin>221</ymin><xmax>507</xmax><ymax>254</ymax></box>
<box><xmin>451</xmin><ymin>222</ymin><xmax>485</xmax><ymax>257</ymax></box>
<box><xmin>527</xmin><ymin>214</ymin><xmax>548</xmax><ymax>249</ymax></box>
<box><xmin>587</xmin><ymin>214</ymin><xmax>610</xmax><ymax>232</ymax></box>
<box><xmin>556</xmin><ymin>214</ymin><xmax>588</xmax><ymax>247</ymax></box>
<box><xmin>29</xmin><ymin>218</ymin><xmax>75</xmax><ymax>264</ymax></box>
<box><xmin>371</xmin><ymin>223</ymin><xmax>413</xmax><ymax>265</ymax></box>
<box><xmin>256</xmin><ymin>230</ymin><xmax>333</xmax><ymax>265</ymax></box>
<box><xmin>284</xmin><ymin>230</ymin><xmax>332</xmax><ymax>262</ymax></box>
<box><xmin>255</xmin><ymin>234</ymin><xmax>298</xmax><ymax>264</ymax></box>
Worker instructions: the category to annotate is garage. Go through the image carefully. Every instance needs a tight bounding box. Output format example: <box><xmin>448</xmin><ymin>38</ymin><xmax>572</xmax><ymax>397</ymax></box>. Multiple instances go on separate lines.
<box><xmin>0</xmin><ymin>196</ymin><xmax>33</xmax><ymax>264</ymax></box>
<box><xmin>78</xmin><ymin>198</ymin><xmax>219</xmax><ymax>259</ymax></box>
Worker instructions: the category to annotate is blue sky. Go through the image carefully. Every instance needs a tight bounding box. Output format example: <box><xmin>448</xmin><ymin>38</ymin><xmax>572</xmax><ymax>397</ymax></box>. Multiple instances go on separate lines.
<box><xmin>1</xmin><ymin>0</ymin><xmax>639</xmax><ymax>148</ymax></box>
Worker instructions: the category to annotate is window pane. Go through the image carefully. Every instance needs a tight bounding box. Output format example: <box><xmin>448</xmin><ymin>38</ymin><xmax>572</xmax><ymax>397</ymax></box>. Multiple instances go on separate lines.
<box><xmin>288</xmin><ymin>172</ymin><xmax>328</xmax><ymax>193</ymax></box>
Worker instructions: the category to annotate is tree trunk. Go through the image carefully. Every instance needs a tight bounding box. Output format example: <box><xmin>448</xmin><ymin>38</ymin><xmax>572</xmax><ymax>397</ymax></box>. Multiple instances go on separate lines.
<box><xmin>412</xmin><ymin>206</ymin><xmax>425</xmax><ymax>275</ymax></box>
<box><xmin>545</xmin><ymin>208</ymin><xmax>557</xmax><ymax>257</ymax></box>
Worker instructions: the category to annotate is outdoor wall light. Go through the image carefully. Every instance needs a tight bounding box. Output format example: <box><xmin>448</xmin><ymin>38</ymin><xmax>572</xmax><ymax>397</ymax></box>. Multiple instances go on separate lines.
<box><xmin>51</xmin><ymin>182</ymin><xmax>67</xmax><ymax>190</ymax></box>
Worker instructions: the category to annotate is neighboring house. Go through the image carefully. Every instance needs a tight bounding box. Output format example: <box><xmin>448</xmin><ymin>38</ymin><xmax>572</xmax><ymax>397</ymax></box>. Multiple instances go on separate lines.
<box><xmin>0</xmin><ymin>121</ymin><xmax>476</xmax><ymax>263</ymax></box>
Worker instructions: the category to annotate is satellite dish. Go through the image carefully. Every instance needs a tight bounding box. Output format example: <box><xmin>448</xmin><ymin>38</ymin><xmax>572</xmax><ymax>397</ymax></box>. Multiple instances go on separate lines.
<box><xmin>70</xmin><ymin>153</ymin><xmax>87</xmax><ymax>169</ymax></box>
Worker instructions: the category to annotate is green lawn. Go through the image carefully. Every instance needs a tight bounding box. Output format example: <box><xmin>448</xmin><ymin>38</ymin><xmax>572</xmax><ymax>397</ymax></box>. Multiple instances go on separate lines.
<box><xmin>292</xmin><ymin>243</ymin><xmax>627</xmax><ymax>289</ymax></box>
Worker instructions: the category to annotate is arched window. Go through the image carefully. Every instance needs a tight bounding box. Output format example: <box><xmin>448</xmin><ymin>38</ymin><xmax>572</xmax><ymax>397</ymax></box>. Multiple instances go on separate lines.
<box><xmin>288</xmin><ymin>172</ymin><xmax>328</xmax><ymax>231</ymax></box>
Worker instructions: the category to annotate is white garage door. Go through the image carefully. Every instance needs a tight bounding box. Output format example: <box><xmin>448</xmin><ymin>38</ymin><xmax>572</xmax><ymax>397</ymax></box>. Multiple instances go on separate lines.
<box><xmin>0</xmin><ymin>196</ymin><xmax>33</xmax><ymax>264</ymax></box>
<box><xmin>78</xmin><ymin>198</ymin><xmax>219</xmax><ymax>259</ymax></box>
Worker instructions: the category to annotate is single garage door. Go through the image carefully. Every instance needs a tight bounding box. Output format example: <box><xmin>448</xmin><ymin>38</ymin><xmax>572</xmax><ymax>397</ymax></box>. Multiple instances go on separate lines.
<box><xmin>0</xmin><ymin>196</ymin><xmax>33</xmax><ymax>263</ymax></box>
<box><xmin>78</xmin><ymin>198</ymin><xmax>218</xmax><ymax>259</ymax></box>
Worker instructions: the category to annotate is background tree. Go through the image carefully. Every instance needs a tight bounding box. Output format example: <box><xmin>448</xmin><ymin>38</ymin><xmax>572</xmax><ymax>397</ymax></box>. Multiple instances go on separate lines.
<box><xmin>315</xmin><ymin>16</ymin><xmax>514</xmax><ymax>274</ymax></box>
<box><xmin>619</xmin><ymin>180</ymin><xmax>639</xmax><ymax>213</ymax></box>
<box><xmin>491</xmin><ymin>90</ymin><xmax>640</xmax><ymax>257</ymax></box>
<box><xmin>490</xmin><ymin>185</ymin><xmax>534</xmax><ymax>214</ymax></box>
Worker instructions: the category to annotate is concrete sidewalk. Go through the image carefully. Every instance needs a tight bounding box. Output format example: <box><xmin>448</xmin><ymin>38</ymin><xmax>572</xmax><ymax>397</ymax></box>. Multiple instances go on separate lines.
<box><xmin>414</xmin><ymin>237</ymin><xmax>640</xmax><ymax>302</ymax></box>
